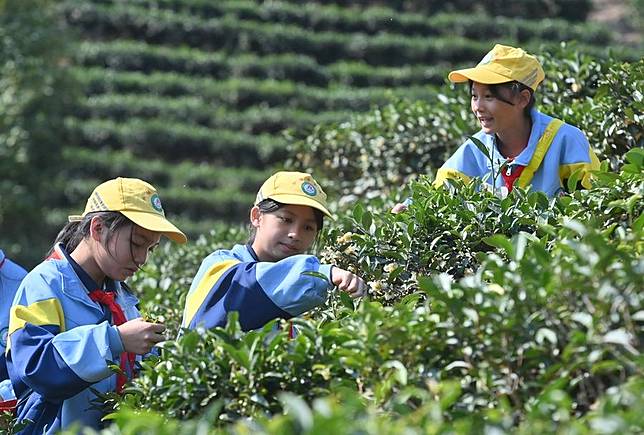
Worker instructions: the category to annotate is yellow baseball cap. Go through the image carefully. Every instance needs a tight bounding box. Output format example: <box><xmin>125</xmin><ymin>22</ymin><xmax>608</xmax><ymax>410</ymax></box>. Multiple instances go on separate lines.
<box><xmin>68</xmin><ymin>177</ymin><xmax>187</xmax><ymax>244</ymax></box>
<box><xmin>255</xmin><ymin>171</ymin><xmax>332</xmax><ymax>218</ymax></box>
<box><xmin>448</xmin><ymin>44</ymin><xmax>545</xmax><ymax>91</ymax></box>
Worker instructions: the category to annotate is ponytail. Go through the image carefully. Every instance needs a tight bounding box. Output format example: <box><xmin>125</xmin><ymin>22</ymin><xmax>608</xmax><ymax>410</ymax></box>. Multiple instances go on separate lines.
<box><xmin>46</xmin><ymin>212</ymin><xmax>132</xmax><ymax>258</ymax></box>
<box><xmin>46</xmin><ymin>220</ymin><xmax>85</xmax><ymax>258</ymax></box>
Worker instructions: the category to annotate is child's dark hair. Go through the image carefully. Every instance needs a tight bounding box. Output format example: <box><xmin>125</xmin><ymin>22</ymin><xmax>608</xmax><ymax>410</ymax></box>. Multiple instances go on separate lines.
<box><xmin>469</xmin><ymin>80</ymin><xmax>535</xmax><ymax>117</ymax></box>
<box><xmin>248</xmin><ymin>199</ymin><xmax>324</xmax><ymax>244</ymax></box>
<box><xmin>47</xmin><ymin>212</ymin><xmax>132</xmax><ymax>258</ymax></box>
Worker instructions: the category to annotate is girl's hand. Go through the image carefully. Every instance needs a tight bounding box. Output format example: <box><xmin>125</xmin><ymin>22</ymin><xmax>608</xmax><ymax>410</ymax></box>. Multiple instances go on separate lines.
<box><xmin>392</xmin><ymin>197</ymin><xmax>413</xmax><ymax>213</ymax></box>
<box><xmin>117</xmin><ymin>318</ymin><xmax>166</xmax><ymax>354</ymax></box>
<box><xmin>331</xmin><ymin>267</ymin><xmax>367</xmax><ymax>298</ymax></box>
<box><xmin>391</xmin><ymin>202</ymin><xmax>408</xmax><ymax>213</ymax></box>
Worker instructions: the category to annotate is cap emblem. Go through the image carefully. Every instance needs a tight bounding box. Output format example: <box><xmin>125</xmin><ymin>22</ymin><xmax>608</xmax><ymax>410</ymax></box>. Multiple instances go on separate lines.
<box><xmin>150</xmin><ymin>194</ymin><xmax>164</xmax><ymax>213</ymax></box>
<box><xmin>301</xmin><ymin>181</ymin><xmax>317</xmax><ymax>196</ymax></box>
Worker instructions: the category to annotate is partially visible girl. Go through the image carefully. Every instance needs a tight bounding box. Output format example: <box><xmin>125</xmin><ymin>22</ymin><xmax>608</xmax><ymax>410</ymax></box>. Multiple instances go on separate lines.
<box><xmin>6</xmin><ymin>177</ymin><xmax>186</xmax><ymax>434</ymax></box>
<box><xmin>182</xmin><ymin>171</ymin><xmax>366</xmax><ymax>332</ymax></box>
<box><xmin>0</xmin><ymin>249</ymin><xmax>27</xmax><ymax>407</ymax></box>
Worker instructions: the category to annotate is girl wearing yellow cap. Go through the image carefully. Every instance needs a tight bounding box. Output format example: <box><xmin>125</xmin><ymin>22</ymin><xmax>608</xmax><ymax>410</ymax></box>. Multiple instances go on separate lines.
<box><xmin>182</xmin><ymin>171</ymin><xmax>366</xmax><ymax>333</ymax></box>
<box><xmin>6</xmin><ymin>178</ymin><xmax>186</xmax><ymax>434</ymax></box>
<box><xmin>393</xmin><ymin>44</ymin><xmax>599</xmax><ymax>212</ymax></box>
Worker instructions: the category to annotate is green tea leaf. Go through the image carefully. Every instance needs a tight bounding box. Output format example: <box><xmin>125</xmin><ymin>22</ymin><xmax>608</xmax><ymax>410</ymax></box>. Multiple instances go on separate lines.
<box><xmin>566</xmin><ymin>167</ymin><xmax>584</xmax><ymax>193</ymax></box>
<box><xmin>339</xmin><ymin>290</ymin><xmax>355</xmax><ymax>311</ymax></box>
<box><xmin>468</xmin><ymin>135</ymin><xmax>491</xmax><ymax>161</ymax></box>
<box><xmin>483</xmin><ymin>234</ymin><xmax>514</xmax><ymax>256</ymax></box>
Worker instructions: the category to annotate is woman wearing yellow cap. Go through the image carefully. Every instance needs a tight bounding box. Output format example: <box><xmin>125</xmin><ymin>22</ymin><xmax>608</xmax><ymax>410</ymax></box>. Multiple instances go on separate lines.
<box><xmin>182</xmin><ymin>171</ymin><xmax>366</xmax><ymax>333</ymax></box>
<box><xmin>393</xmin><ymin>44</ymin><xmax>599</xmax><ymax>211</ymax></box>
<box><xmin>6</xmin><ymin>178</ymin><xmax>186</xmax><ymax>434</ymax></box>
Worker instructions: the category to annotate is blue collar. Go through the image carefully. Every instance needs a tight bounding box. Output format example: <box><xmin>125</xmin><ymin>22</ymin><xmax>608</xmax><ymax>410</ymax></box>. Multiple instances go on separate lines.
<box><xmin>245</xmin><ymin>243</ymin><xmax>260</xmax><ymax>261</ymax></box>
<box><xmin>58</xmin><ymin>245</ymin><xmax>116</xmax><ymax>292</ymax></box>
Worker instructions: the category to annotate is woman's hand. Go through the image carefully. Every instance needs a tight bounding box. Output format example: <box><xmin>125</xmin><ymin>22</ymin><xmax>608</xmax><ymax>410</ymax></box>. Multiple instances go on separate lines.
<box><xmin>331</xmin><ymin>267</ymin><xmax>367</xmax><ymax>298</ymax></box>
<box><xmin>117</xmin><ymin>318</ymin><xmax>166</xmax><ymax>354</ymax></box>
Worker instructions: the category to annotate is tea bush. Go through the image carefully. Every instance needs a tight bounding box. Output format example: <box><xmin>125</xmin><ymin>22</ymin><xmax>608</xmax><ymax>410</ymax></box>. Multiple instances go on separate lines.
<box><xmin>61</xmin><ymin>376</ymin><xmax>643</xmax><ymax>434</ymax></box>
<box><xmin>67</xmin><ymin>149</ymin><xmax>642</xmax><ymax>434</ymax></box>
<box><xmin>95</xmin><ymin>0</ymin><xmax>607</xmax><ymax>38</ymax></box>
<box><xmin>96</xmin><ymin>226</ymin><xmax>642</xmax><ymax>431</ymax></box>
<box><xmin>320</xmin><ymin>149</ymin><xmax>643</xmax><ymax>303</ymax></box>
<box><xmin>297</xmin><ymin>0</ymin><xmax>595</xmax><ymax>22</ymax></box>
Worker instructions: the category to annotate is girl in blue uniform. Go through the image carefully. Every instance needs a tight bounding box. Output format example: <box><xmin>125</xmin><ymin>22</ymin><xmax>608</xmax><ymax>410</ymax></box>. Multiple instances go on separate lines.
<box><xmin>0</xmin><ymin>249</ymin><xmax>27</xmax><ymax>405</ymax></box>
<box><xmin>393</xmin><ymin>44</ymin><xmax>600</xmax><ymax>212</ymax></box>
<box><xmin>182</xmin><ymin>171</ymin><xmax>366</xmax><ymax>332</ymax></box>
<box><xmin>6</xmin><ymin>177</ymin><xmax>186</xmax><ymax>434</ymax></box>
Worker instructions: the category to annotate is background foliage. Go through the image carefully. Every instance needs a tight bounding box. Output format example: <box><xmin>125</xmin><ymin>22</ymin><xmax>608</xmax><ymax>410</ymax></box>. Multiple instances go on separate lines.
<box><xmin>0</xmin><ymin>0</ymin><xmax>80</xmax><ymax>266</ymax></box>
<box><xmin>1</xmin><ymin>0</ymin><xmax>642</xmax><ymax>267</ymax></box>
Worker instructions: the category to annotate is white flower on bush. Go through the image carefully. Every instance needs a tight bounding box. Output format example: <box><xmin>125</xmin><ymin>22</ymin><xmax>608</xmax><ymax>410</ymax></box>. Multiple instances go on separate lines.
<box><xmin>343</xmin><ymin>245</ymin><xmax>357</xmax><ymax>255</ymax></box>
<box><xmin>487</xmin><ymin>283</ymin><xmax>505</xmax><ymax>295</ymax></box>
<box><xmin>481</xmin><ymin>182</ymin><xmax>509</xmax><ymax>198</ymax></box>
<box><xmin>336</xmin><ymin>232</ymin><xmax>354</xmax><ymax>244</ymax></box>
<box><xmin>383</xmin><ymin>263</ymin><xmax>397</xmax><ymax>273</ymax></box>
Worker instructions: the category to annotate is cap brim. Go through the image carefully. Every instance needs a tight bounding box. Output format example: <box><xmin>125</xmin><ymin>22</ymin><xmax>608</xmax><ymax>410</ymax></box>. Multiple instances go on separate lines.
<box><xmin>448</xmin><ymin>66</ymin><xmax>511</xmax><ymax>85</ymax></box>
<box><xmin>121</xmin><ymin>210</ymin><xmax>187</xmax><ymax>244</ymax></box>
<box><xmin>266</xmin><ymin>193</ymin><xmax>334</xmax><ymax>219</ymax></box>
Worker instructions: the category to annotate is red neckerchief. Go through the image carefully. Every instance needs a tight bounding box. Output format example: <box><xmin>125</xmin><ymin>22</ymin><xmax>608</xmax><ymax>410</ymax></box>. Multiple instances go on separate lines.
<box><xmin>288</xmin><ymin>321</ymin><xmax>295</xmax><ymax>339</ymax></box>
<box><xmin>87</xmin><ymin>290</ymin><xmax>136</xmax><ymax>393</ymax></box>
<box><xmin>46</xmin><ymin>249</ymin><xmax>135</xmax><ymax>393</ymax></box>
<box><xmin>47</xmin><ymin>249</ymin><xmax>63</xmax><ymax>261</ymax></box>
<box><xmin>501</xmin><ymin>160</ymin><xmax>526</xmax><ymax>193</ymax></box>
<box><xmin>0</xmin><ymin>399</ymin><xmax>17</xmax><ymax>412</ymax></box>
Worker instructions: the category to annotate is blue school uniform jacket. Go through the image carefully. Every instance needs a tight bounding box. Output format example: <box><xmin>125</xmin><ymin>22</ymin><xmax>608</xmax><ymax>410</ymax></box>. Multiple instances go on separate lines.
<box><xmin>182</xmin><ymin>244</ymin><xmax>333</xmax><ymax>331</ymax></box>
<box><xmin>6</xmin><ymin>244</ymin><xmax>140</xmax><ymax>434</ymax></box>
<box><xmin>0</xmin><ymin>249</ymin><xmax>28</xmax><ymax>400</ymax></box>
<box><xmin>435</xmin><ymin>108</ymin><xmax>600</xmax><ymax>197</ymax></box>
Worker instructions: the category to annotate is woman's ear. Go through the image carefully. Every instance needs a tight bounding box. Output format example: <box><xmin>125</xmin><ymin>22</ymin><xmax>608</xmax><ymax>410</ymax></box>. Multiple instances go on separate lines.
<box><xmin>518</xmin><ymin>89</ymin><xmax>532</xmax><ymax>109</ymax></box>
<box><xmin>89</xmin><ymin>216</ymin><xmax>103</xmax><ymax>241</ymax></box>
<box><xmin>250</xmin><ymin>206</ymin><xmax>261</xmax><ymax>228</ymax></box>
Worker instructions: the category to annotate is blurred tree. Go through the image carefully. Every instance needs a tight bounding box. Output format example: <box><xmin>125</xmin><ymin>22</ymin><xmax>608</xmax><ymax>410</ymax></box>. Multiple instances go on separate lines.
<box><xmin>0</xmin><ymin>0</ymin><xmax>80</xmax><ymax>268</ymax></box>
